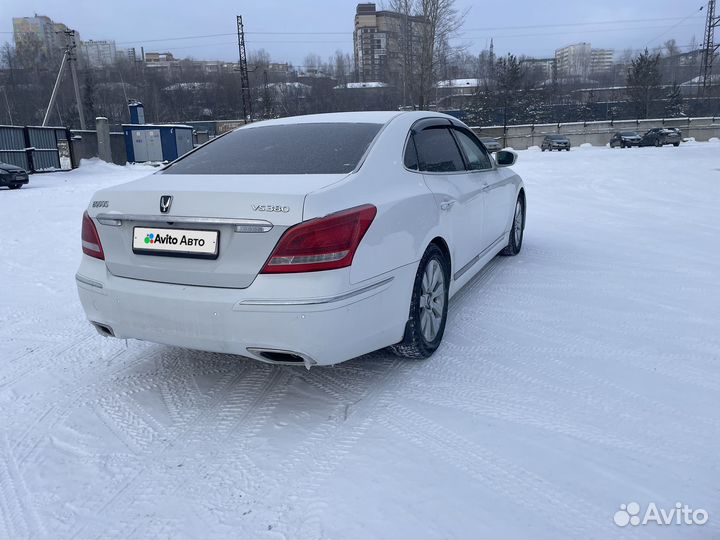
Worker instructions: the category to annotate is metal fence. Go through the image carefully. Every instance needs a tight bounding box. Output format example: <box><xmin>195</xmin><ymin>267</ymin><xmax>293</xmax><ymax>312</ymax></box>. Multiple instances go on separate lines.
<box><xmin>0</xmin><ymin>125</ymin><xmax>73</xmax><ymax>172</ymax></box>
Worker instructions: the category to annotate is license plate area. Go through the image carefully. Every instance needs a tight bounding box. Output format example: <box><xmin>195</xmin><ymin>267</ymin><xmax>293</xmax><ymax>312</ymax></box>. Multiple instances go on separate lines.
<box><xmin>132</xmin><ymin>226</ymin><xmax>219</xmax><ymax>259</ymax></box>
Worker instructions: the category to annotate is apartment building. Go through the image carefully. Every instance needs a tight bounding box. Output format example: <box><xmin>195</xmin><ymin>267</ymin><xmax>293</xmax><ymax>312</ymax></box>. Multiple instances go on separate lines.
<box><xmin>353</xmin><ymin>3</ymin><xmax>426</xmax><ymax>86</ymax></box>
<box><xmin>12</xmin><ymin>14</ymin><xmax>77</xmax><ymax>58</ymax></box>
<box><xmin>555</xmin><ymin>43</ymin><xmax>615</xmax><ymax>77</ymax></box>
<box><xmin>79</xmin><ymin>40</ymin><xmax>117</xmax><ymax>68</ymax></box>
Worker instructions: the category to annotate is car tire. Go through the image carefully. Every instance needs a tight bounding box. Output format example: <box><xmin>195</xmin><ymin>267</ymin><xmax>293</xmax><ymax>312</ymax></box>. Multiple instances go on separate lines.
<box><xmin>673</xmin><ymin>142</ymin><xmax>679</xmax><ymax>147</ymax></box>
<box><xmin>655</xmin><ymin>139</ymin><xmax>661</xmax><ymax>147</ymax></box>
<box><xmin>390</xmin><ymin>244</ymin><xmax>449</xmax><ymax>360</ymax></box>
<box><xmin>501</xmin><ymin>196</ymin><xmax>525</xmax><ymax>257</ymax></box>
<box><xmin>8</xmin><ymin>184</ymin><xmax>21</xmax><ymax>190</ymax></box>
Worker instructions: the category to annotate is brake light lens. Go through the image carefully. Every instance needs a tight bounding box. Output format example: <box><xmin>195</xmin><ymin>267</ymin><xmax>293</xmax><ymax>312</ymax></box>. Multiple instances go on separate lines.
<box><xmin>261</xmin><ymin>204</ymin><xmax>377</xmax><ymax>273</ymax></box>
<box><xmin>82</xmin><ymin>211</ymin><xmax>105</xmax><ymax>260</ymax></box>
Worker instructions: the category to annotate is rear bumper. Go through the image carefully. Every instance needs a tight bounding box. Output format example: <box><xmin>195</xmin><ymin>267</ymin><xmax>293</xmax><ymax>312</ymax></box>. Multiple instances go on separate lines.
<box><xmin>76</xmin><ymin>256</ymin><xmax>415</xmax><ymax>367</ymax></box>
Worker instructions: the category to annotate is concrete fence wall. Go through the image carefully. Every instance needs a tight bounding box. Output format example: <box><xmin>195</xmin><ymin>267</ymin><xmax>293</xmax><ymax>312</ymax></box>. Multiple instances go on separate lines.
<box><xmin>70</xmin><ymin>130</ymin><xmax>127</xmax><ymax>167</ymax></box>
<box><xmin>471</xmin><ymin>117</ymin><xmax>720</xmax><ymax>150</ymax></box>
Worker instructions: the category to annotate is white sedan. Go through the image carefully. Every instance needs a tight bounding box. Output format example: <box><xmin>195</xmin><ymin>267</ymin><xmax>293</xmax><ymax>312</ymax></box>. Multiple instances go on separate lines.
<box><xmin>77</xmin><ymin>111</ymin><xmax>526</xmax><ymax>368</ymax></box>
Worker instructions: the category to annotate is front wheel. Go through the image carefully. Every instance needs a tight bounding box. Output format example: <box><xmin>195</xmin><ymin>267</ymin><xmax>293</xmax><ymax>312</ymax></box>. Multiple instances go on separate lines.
<box><xmin>391</xmin><ymin>245</ymin><xmax>449</xmax><ymax>359</ymax></box>
<box><xmin>8</xmin><ymin>184</ymin><xmax>21</xmax><ymax>190</ymax></box>
<box><xmin>673</xmin><ymin>142</ymin><xmax>679</xmax><ymax>147</ymax></box>
<box><xmin>500</xmin><ymin>196</ymin><xmax>525</xmax><ymax>256</ymax></box>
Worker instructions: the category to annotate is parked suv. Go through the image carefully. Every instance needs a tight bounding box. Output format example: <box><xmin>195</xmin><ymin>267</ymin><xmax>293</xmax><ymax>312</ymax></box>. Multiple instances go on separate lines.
<box><xmin>610</xmin><ymin>131</ymin><xmax>642</xmax><ymax>148</ymax></box>
<box><xmin>0</xmin><ymin>162</ymin><xmax>29</xmax><ymax>190</ymax></box>
<box><xmin>541</xmin><ymin>134</ymin><xmax>571</xmax><ymax>151</ymax></box>
<box><xmin>640</xmin><ymin>128</ymin><xmax>681</xmax><ymax>147</ymax></box>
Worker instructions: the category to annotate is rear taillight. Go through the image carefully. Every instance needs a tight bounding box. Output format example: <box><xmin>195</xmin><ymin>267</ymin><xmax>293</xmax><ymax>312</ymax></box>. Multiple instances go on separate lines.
<box><xmin>261</xmin><ymin>204</ymin><xmax>377</xmax><ymax>273</ymax></box>
<box><xmin>82</xmin><ymin>211</ymin><xmax>105</xmax><ymax>260</ymax></box>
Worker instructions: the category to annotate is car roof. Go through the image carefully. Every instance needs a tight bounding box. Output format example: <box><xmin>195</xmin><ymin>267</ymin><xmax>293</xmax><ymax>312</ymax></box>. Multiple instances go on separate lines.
<box><xmin>238</xmin><ymin>111</ymin><xmax>460</xmax><ymax>129</ymax></box>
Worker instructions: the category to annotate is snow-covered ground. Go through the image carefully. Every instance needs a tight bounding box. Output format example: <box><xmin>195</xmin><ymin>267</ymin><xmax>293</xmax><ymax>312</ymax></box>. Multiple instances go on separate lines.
<box><xmin>1</xmin><ymin>143</ymin><xmax>719</xmax><ymax>539</ymax></box>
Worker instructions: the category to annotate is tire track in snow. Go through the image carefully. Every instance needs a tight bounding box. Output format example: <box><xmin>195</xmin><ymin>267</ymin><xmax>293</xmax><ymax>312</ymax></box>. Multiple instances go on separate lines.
<box><xmin>0</xmin><ymin>437</ymin><xmax>44</xmax><ymax>538</ymax></box>
<box><xmin>78</xmin><ymin>364</ymin><xmax>290</xmax><ymax>538</ymax></box>
<box><xmin>403</xmin><ymin>377</ymin><xmax>695</xmax><ymax>467</ymax></box>
<box><xmin>266</xmin><ymin>358</ymin><xmax>403</xmax><ymax>538</ymax></box>
<box><xmin>379</xmin><ymin>404</ymin><xmax>615</xmax><ymax>538</ymax></box>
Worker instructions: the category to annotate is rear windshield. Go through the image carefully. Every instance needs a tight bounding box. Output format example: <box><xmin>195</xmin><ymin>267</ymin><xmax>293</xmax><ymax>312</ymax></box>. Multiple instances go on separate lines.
<box><xmin>163</xmin><ymin>122</ymin><xmax>382</xmax><ymax>175</ymax></box>
<box><xmin>620</xmin><ymin>132</ymin><xmax>638</xmax><ymax>136</ymax></box>
<box><xmin>547</xmin><ymin>135</ymin><xmax>568</xmax><ymax>140</ymax></box>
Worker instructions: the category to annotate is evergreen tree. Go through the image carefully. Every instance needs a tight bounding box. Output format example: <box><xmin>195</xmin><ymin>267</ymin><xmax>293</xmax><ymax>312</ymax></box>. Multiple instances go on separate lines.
<box><xmin>626</xmin><ymin>49</ymin><xmax>662</xmax><ymax>118</ymax></box>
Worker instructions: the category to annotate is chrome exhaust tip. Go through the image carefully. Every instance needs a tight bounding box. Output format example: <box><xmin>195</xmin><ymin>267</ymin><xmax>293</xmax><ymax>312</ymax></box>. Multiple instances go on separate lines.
<box><xmin>246</xmin><ymin>347</ymin><xmax>317</xmax><ymax>369</ymax></box>
<box><xmin>91</xmin><ymin>322</ymin><xmax>115</xmax><ymax>338</ymax></box>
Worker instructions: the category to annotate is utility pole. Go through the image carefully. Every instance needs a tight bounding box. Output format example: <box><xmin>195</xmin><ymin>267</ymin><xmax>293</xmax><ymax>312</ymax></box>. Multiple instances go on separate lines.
<box><xmin>236</xmin><ymin>15</ymin><xmax>252</xmax><ymax>122</ymax></box>
<box><xmin>66</xmin><ymin>30</ymin><xmax>86</xmax><ymax>129</ymax></box>
<box><xmin>700</xmin><ymin>0</ymin><xmax>719</xmax><ymax>92</ymax></box>
<box><xmin>42</xmin><ymin>50</ymin><xmax>69</xmax><ymax>126</ymax></box>
<box><xmin>42</xmin><ymin>29</ymin><xmax>86</xmax><ymax>129</ymax></box>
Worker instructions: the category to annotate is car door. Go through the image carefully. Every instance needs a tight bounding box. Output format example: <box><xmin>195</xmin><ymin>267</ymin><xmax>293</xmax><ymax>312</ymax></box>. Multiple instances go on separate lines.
<box><xmin>451</xmin><ymin>126</ymin><xmax>514</xmax><ymax>253</ymax></box>
<box><xmin>410</xmin><ymin>123</ymin><xmax>484</xmax><ymax>274</ymax></box>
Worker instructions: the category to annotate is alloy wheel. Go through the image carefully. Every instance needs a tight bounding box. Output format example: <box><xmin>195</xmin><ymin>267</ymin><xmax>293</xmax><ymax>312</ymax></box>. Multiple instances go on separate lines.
<box><xmin>419</xmin><ymin>259</ymin><xmax>445</xmax><ymax>342</ymax></box>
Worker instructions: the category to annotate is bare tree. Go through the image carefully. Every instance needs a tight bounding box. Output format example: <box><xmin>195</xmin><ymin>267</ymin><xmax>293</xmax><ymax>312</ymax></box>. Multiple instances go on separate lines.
<box><xmin>387</xmin><ymin>0</ymin><xmax>465</xmax><ymax>109</ymax></box>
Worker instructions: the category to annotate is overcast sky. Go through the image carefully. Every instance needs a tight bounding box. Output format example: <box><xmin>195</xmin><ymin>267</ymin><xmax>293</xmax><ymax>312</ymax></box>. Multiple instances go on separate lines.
<box><xmin>0</xmin><ymin>0</ymin><xmax>708</xmax><ymax>65</ymax></box>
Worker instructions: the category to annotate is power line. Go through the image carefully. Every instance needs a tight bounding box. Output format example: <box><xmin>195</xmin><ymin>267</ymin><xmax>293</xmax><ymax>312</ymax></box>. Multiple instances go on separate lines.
<box><xmin>462</xmin><ymin>15</ymin><xmax>705</xmax><ymax>33</ymax></box>
<box><xmin>642</xmin><ymin>4</ymin><xmax>706</xmax><ymax>47</ymax></box>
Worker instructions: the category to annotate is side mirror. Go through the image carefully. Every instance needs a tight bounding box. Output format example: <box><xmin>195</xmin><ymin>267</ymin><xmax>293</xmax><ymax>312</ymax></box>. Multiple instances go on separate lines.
<box><xmin>495</xmin><ymin>150</ymin><xmax>517</xmax><ymax>167</ymax></box>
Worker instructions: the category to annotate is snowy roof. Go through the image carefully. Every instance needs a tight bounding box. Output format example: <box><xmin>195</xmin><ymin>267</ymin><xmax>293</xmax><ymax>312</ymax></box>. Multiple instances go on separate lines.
<box><xmin>335</xmin><ymin>82</ymin><xmax>389</xmax><ymax>89</ymax></box>
<box><xmin>680</xmin><ymin>74</ymin><xmax>720</xmax><ymax>86</ymax></box>
<box><xmin>268</xmin><ymin>82</ymin><xmax>312</xmax><ymax>90</ymax></box>
<box><xmin>435</xmin><ymin>78</ymin><xmax>488</xmax><ymax>88</ymax></box>
<box><xmin>163</xmin><ymin>82</ymin><xmax>217</xmax><ymax>91</ymax></box>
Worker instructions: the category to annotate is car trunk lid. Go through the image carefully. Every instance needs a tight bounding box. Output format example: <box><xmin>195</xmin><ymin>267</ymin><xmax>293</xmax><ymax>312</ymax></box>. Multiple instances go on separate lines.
<box><xmin>92</xmin><ymin>173</ymin><xmax>347</xmax><ymax>288</ymax></box>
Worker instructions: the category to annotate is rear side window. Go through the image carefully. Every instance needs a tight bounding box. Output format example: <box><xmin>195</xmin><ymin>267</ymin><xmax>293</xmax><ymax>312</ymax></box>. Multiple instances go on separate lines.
<box><xmin>163</xmin><ymin>123</ymin><xmax>382</xmax><ymax>175</ymax></box>
<box><xmin>413</xmin><ymin>127</ymin><xmax>465</xmax><ymax>173</ymax></box>
<box><xmin>452</xmin><ymin>128</ymin><xmax>493</xmax><ymax>171</ymax></box>
<box><xmin>404</xmin><ymin>137</ymin><xmax>419</xmax><ymax>170</ymax></box>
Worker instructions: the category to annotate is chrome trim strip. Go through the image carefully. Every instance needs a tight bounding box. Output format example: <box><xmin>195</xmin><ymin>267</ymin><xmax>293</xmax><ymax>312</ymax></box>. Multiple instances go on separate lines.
<box><xmin>453</xmin><ymin>256</ymin><xmax>480</xmax><ymax>281</ymax></box>
<box><xmin>238</xmin><ymin>277</ymin><xmax>394</xmax><ymax>306</ymax></box>
<box><xmin>453</xmin><ymin>234</ymin><xmax>506</xmax><ymax>281</ymax></box>
<box><xmin>95</xmin><ymin>213</ymin><xmax>273</xmax><ymax>232</ymax></box>
<box><xmin>75</xmin><ymin>273</ymin><xmax>104</xmax><ymax>289</ymax></box>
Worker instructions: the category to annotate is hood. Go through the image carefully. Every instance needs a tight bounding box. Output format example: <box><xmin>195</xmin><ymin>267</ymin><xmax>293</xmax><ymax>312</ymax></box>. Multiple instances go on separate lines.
<box><xmin>0</xmin><ymin>162</ymin><xmax>25</xmax><ymax>172</ymax></box>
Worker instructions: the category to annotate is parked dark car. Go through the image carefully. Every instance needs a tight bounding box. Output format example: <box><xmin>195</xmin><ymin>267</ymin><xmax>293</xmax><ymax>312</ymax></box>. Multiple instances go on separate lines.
<box><xmin>541</xmin><ymin>134</ymin><xmax>571</xmax><ymax>151</ymax></box>
<box><xmin>0</xmin><ymin>162</ymin><xmax>29</xmax><ymax>190</ymax></box>
<box><xmin>479</xmin><ymin>137</ymin><xmax>502</xmax><ymax>153</ymax></box>
<box><xmin>610</xmin><ymin>131</ymin><xmax>642</xmax><ymax>148</ymax></box>
<box><xmin>640</xmin><ymin>128</ymin><xmax>682</xmax><ymax>147</ymax></box>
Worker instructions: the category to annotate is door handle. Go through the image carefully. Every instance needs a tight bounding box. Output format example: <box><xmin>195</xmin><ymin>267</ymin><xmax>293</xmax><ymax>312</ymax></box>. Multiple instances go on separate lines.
<box><xmin>440</xmin><ymin>200</ymin><xmax>456</xmax><ymax>211</ymax></box>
